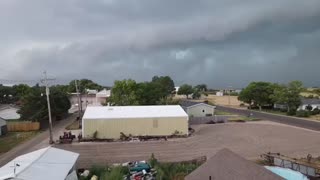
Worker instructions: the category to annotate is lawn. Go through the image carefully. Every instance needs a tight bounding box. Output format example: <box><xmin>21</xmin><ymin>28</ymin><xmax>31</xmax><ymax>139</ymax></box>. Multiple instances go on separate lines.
<box><xmin>258</xmin><ymin>109</ymin><xmax>320</xmax><ymax>121</ymax></box>
<box><xmin>0</xmin><ymin>131</ymin><xmax>39</xmax><ymax>154</ymax></box>
<box><xmin>259</xmin><ymin>109</ymin><xmax>287</xmax><ymax>116</ymax></box>
<box><xmin>215</xmin><ymin>110</ymin><xmax>234</xmax><ymax>115</ymax></box>
<box><xmin>228</xmin><ymin>116</ymin><xmax>260</xmax><ymax>122</ymax></box>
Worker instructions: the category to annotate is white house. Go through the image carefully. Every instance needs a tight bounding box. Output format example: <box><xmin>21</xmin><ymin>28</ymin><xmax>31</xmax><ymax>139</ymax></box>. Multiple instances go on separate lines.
<box><xmin>0</xmin><ymin>146</ymin><xmax>79</xmax><ymax>180</ymax></box>
<box><xmin>298</xmin><ymin>98</ymin><xmax>320</xmax><ymax>111</ymax></box>
<box><xmin>0</xmin><ymin>117</ymin><xmax>7</xmax><ymax>136</ymax></box>
<box><xmin>180</xmin><ymin>101</ymin><xmax>216</xmax><ymax>117</ymax></box>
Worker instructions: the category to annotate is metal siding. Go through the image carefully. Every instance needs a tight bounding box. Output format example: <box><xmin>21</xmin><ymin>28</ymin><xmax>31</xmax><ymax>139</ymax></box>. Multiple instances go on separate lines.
<box><xmin>83</xmin><ymin>117</ymin><xmax>188</xmax><ymax>139</ymax></box>
<box><xmin>187</xmin><ymin>105</ymin><xmax>215</xmax><ymax>117</ymax></box>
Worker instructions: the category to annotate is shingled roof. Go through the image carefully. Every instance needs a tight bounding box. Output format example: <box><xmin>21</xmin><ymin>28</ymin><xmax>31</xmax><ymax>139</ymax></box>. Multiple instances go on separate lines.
<box><xmin>301</xmin><ymin>98</ymin><xmax>320</xmax><ymax>105</ymax></box>
<box><xmin>185</xmin><ymin>148</ymin><xmax>284</xmax><ymax>180</ymax></box>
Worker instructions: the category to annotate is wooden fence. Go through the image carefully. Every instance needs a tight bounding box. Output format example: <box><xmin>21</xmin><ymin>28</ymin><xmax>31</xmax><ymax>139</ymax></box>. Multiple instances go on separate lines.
<box><xmin>7</xmin><ymin>121</ymin><xmax>40</xmax><ymax>132</ymax></box>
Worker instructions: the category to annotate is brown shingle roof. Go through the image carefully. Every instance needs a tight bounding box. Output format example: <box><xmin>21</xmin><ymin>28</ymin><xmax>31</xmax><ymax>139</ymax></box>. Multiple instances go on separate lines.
<box><xmin>185</xmin><ymin>148</ymin><xmax>284</xmax><ymax>180</ymax></box>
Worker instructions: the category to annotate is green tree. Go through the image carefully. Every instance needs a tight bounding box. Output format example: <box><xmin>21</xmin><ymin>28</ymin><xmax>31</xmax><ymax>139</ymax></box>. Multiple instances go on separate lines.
<box><xmin>192</xmin><ymin>88</ymin><xmax>201</xmax><ymax>99</ymax></box>
<box><xmin>12</xmin><ymin>84</ymin><xmax>31</xmax><ymax>98</ymax></box>
<box><xmin>272</xmin><ymin>81</ymin><xmax>303</xmax><ymax>112</ymax></box>
<box><xmin>135</xmin><ymin>82</ymin><xmax>163</xmax><ymax>105</ymax></box>
<box><xmin>68</xmin><ymin>79</ymin><xmax>103</xmax><ymax>93</ymax></box>
<box><xmin>151</xmin><ymin>76</ymin><xmax>175</xmax><ymax>97</ymax></box>
<box><xmin>109</xmin><ymin>79</ymin><xmax>139</xmax><ymax>105</ymax></box>
<box><xmin>18</xmin><ymin>85</ymin><xmax>71</xmax><ymax>123</ymax></box>
<box><xmin>238</xmin><ymin>82</ymin><xmax>275</xmax><ymax>111</ymax></box>
<box><xmin>195</xmin><ymin>84</ymin><xmax>207</xmax><ymax>92</ymax></box>
<box><xmin>178</xmin><ymin>84</ymin><xmax>193</xmax><ymax>99</ymax></box>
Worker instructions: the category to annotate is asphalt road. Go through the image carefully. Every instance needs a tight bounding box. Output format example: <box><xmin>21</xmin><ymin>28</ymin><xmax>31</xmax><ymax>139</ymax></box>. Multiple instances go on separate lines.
<box><xmin>216</xmin><ymin>105</ymin><xmax>320</xmax><ymax>131</ymax></box>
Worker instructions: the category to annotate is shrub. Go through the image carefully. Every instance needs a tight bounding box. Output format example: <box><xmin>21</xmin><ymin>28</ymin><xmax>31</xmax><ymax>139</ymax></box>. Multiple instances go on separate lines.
<box><xmin>287</xmin><ymin>109</ymin><xmax>296</xmax><ymax>116</ymax></box>
<box><xmin>296</xmin><ymin>110</ymin><xmax>310</xmax><ymax>117</ymax></box>
<box><xmin>306</xmin><ymin>105</ymin><xmax>313</xmax><ymax>111</ymax></box>
<box><xmin>149</xmin><ymin>153</ymin><xmax>158</xmax><ymax>167</ymax></box>
<box><xmin>92</xmin><ymin>131</ymin><xmax>98</xmax><ymax>139</ymax></box>
<box><xmin>311</xmin><ymin>108</ymin><xmax>320</xmax><ymax>115</ymax></box>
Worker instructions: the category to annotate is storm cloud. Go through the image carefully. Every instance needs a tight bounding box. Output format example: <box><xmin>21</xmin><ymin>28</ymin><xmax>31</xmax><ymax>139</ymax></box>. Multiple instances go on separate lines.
<box><xmin>1</xmin><ymin>0</ymin><xmax>320</xmax><ymax>88</ymax></box>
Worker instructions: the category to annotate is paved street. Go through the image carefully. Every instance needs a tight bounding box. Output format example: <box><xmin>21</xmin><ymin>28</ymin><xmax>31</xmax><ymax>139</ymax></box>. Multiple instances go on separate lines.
<box><xmin>57</xmin><ymin>122</ymin><xmax>320</xmax><ymax>168</ymax></box>
<box><xmin>0</xmin><ymin>113</ymin><xmax>77</xmax><ymax>167</ymax></box>
<box><xmin>216</xmin><ymin>105</ymin><xmax>320</xmax><ymax>131</ymax></box>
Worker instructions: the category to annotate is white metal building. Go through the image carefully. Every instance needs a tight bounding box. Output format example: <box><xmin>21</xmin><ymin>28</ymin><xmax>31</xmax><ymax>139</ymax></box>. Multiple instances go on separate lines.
<box><xmin>0</xmin><ymin>146</ymin><xmax>79</xmax><ymax>180</ymax></box>
<box><xmin>82</xmin><ymin>105</ymin><xmax>189</xmax><ymax>139</ymax></box>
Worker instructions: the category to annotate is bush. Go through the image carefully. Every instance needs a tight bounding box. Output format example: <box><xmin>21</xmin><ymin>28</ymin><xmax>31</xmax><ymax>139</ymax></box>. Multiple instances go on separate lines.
<box><xmin>92</xmin><ymin>131</ymin><xmax>98</xmax><ymax>139</ymax></box>
<box><xmin>287</xmin><ymin>109</ymin><xmax>296</xmax><ymax>116</ymax></box>
<box><xmin>306</xmin><ymin>105</ymin><xmax>313</xmax><ymax>111</ymax></box>
<box><xmin>311</xmin><ymin>108</ymin><xmax>320</xmax><ymax>115</ymax></box>
<box><xmin>296</xmin><ymin>110</ymin><xmax>310</xmax><ymax>117</ymax></box>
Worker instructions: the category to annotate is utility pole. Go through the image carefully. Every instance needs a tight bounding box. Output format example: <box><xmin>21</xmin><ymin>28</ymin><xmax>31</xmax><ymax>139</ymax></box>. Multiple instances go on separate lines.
<box><xmin>41</xmin><ymin>71</ymin><xmax>55</xmax><ymax>144</ymax></box>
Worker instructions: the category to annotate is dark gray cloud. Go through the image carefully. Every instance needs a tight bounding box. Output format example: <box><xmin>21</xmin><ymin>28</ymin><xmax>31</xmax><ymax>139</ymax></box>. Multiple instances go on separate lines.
<box><xmin>1</xmin><ymin>0</ymin><xmax>320</xmax><ymax>88</ymax></box>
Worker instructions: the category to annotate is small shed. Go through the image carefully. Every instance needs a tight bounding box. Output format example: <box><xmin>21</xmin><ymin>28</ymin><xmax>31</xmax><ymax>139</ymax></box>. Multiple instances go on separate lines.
<box><xmin>0</xmin><ymin>117</ymin><xmax>7</xmax><ymax>136</ymax></box>
<box><xmin>180</xmin><ymin>101</ymin><xmax>216</xmax><ymax>117</ymax></box>
<box><xmin>185</xmin><ymin>148</ymin><xmax>284</xmax><ymax>180</ymax></box>
<box><xmin>82</xmin><ymin>105</ymin><xmax>188</xmax><ymax>139</ymax></box>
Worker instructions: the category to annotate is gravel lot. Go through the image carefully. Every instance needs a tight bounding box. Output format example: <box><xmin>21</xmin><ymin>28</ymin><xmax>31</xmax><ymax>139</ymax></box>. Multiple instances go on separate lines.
<box><xmin>57</xmin><ymin>121</ymin><xmax>320</xmax><ymax>168</ymax></box>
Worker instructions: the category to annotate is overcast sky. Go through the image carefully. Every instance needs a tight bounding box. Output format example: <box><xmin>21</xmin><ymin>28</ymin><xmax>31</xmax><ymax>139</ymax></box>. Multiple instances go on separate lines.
<box><xmin>0</xmin><ymin>0</ymin><xmax>320</xmax><ymax>88</ymax></box>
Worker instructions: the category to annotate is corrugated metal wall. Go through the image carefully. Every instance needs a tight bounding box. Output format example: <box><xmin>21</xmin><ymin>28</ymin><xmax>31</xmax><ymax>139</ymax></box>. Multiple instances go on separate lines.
<box><xmin>83</xmin><ymin>117</ymin><xmax>188</xmax><ymax>139</ymax></box>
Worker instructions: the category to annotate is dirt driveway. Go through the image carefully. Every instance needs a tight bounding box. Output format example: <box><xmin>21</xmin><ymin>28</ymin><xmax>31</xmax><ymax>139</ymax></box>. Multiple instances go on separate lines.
<box><xmin>57</xmin><ymin>121</ymin><xmax>320</xmax><ymax>168</ymax></box>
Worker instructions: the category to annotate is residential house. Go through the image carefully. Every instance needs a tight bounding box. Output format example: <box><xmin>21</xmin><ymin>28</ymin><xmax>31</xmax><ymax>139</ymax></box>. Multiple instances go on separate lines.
<box><xmin>298</xmin><ymin>98</ymin><xmax>320</xmax><ymax>111</ymax></box>
<box><xmin>69</xmin><ymin>89</ymin><xmax>111</xmax><ymax>109</ymax></box>
<box><xmin>95</xmin><ymin>89</ymin><xmax>111</xmax><ymax>105</ymax></box>
<box><xmin>185</xmin><ymin>148</ymin><xmax>283</xmax><ymax>180</ymax></box>
<box><xmin>0</xmin><ymin>146</ymin><xmax>79</xmax><ymax>180</ymax></box>
<box><xmin>180</xmin><ymin>100</ymin><xmax>216</xmax><ymax>117</ymax></box>
<box><xmin>274</xmin><ymin>98</ymin><xmax>320</xmax><ymax>111</ymax></box>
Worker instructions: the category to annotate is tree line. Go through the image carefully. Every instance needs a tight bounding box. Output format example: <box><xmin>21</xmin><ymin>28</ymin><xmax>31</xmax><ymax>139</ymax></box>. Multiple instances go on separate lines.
<box><xmin>109</xmin><ymin>76</ymin><xmax>175</xmax><ymax>105</ymax></box>
<box><xmin>109</xmin><ymin>76</ymin><xmax>208</xmax><ymax>106</ymax></box>
<box><xmin>0</xmin><ymin>79</ymin><xmax>103</xmax><ymax>124</ymax></box>
<box><xmin>238</xmin><ymin>81</ymin><xmax>305</xmax><ymax>114</ymax></box>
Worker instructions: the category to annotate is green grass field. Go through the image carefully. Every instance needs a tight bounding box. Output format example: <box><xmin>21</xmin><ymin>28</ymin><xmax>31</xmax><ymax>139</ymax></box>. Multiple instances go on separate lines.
<box><xmin>228</xmin><ymin>116</ymin><xmax>260</xmax><ymax>122</ymax></box>
<box><xmin>215</xmin><ymin>110</ymin><xmax>234</xmax><ymax>115</ymax></box>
